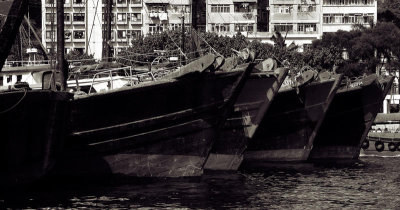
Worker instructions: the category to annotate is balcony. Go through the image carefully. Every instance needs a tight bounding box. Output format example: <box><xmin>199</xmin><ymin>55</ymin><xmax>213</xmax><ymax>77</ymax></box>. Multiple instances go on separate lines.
<box><xmin>64</xmin><ymin>0</ymin><xmax>71</xmax><ymax>7</ymax></box>
<box><xmin>144</xmin><ymin>0</ymin><xmax>169</xmax><ymax>3</ymax></box>
<box><xmin>65</xmin><ymin>31</ymin><xmax>72</xmax><ymax>42</ymax></box>
<box><xmin>130</xmin><ymin>14</ymin><xmax>142</xmax><ymax>25</ymax></box>
<box><xmin>130</xmin><ymin>0</ymin><xmax>142</xmax><ymax>7</ymax></box>
<box><xmin>117</xmin><ymin>14</ymin><xmax>128</xmax><ymax>24</ymax></box>
<box><xmin>149</xmin><ymin>12</ymin><xmax>168</xmax><ymax>21</ymax></box>
<box><xmin>116</xmin><ymin>0</ymin><xmax>128</xmax><ymax>7</ymax></box>
<box><xmin>73</xmin><ymin>31</ymin><xmax>85</xmax><ymax>42</ymax></box>
<box><xmin>72</xmin><ymin>0</ymin><xmax>85</xmax><ymax>7</ymax></box>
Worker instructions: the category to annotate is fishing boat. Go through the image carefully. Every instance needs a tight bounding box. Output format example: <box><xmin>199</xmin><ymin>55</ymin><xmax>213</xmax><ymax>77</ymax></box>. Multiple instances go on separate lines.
<box><xmin>308</xmin><ymin>75</ymin><xmax>394</xmax><ymax>161</ymax></box>
<box><xmin>360</xmin><ymin>113</ymin><xmax>400</xmax><ymax>156</ymax></box>
<box><xmin>204</xmin><ymin>58</ymin><xmax>289</xmax><ymax>171</ymax></box>
<box><xmin>0</xmin><ymin>0</ymin><xmax>72</xmax><ymax>187</ymax></box>
<box><xmin>51</xmin><ymin>53</ymin><xmax>254</xmax><ymax>178</ymax></box>
<box><xmin>242</xmin><ymin>70</ymin><xmax>343</xmax><ymax>166</ymax></box>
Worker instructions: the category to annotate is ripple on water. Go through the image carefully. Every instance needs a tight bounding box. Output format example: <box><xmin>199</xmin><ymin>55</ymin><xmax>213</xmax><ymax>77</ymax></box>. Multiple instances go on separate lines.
<box><xmin>1</xmin><ymin>157</ymin><xmax>400</xmax><ymax>209</ymax></box>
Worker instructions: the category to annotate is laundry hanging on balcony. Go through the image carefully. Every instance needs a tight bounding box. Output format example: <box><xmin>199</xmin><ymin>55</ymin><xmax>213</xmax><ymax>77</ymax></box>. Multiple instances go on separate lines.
<box><xmin>159</xmin><ymin>12</ymin><xmax>168</xmax><ymax>21</ymax></box>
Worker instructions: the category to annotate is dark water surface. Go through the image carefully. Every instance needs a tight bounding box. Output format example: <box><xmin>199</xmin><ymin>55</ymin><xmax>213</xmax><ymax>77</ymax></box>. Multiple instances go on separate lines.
<box><xmin>2</xmin><ymin>157</ymin><xmax>400</xmax><ymax>209</ymax></box>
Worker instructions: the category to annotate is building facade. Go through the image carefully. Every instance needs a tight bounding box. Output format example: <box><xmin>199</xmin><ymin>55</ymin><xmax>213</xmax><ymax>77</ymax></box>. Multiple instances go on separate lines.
<box><xmin>41</xmin><ymin>0</ymin><xmax>377</xmax><ymax>60</ymax></box>
<box><xmin>322</xmin><ymin>0</ymin><xmax>377</xmax><ymax>33</ymax></box>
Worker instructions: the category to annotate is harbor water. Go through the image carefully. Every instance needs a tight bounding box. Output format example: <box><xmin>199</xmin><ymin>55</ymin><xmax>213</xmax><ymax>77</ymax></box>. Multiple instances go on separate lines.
<box><xmin>2</xmin><ymin>156</ymin><xmax>400</xmax><ymax>209</ymax></box>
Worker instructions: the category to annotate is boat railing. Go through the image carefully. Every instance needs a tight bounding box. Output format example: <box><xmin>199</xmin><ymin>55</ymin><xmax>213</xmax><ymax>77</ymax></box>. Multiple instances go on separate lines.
<box><xmin>88</xmin><ymin>66</ymin><xmax>156</xmax><ymax>94</ymax></box>
<box><xmin>4</xmin><ymin>60</ymin><xmax>54</xmax><ymax>67</ymax></box>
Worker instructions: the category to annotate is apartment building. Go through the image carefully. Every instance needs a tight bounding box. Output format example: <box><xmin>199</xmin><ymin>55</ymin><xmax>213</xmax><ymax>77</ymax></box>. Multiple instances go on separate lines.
<box><xmin>322</xmin><ymin>0</ymin><xmax>377</xmax><ymax>32</ymax></box>
<box><xmin>142</xmin><ymin>0</ymin><xmax>192</xmax><ymax>35</ymax></box>
<box><xmin>42</xmin><ymin>0</ymin><xmax>103</xmax><ymax>59</ymax></box>
<box><xmin>205</xmin><ymin>0</ymin><xmax>376</xmax><ymax>50</ymax></box>
<box><xmin>41</xmin><ymin>0</ymin><xmax>194</xmax><ymax>60</ymax></box>
<box><xmin>41</xmin><ymin>0</ymin><xmax>377</xmax><ymax>59</ymax></box>
<box><xmin>206</xmin><ymin>0</ymin><xmax>258</xmax><ymax>37</ymax></box>
<box><xmin>268</xmin><ymin>0</ymin><xmax>322</xmax><ymax>49</ymax></box>
<box><xmin>205</xmin><ymin>0</ymin><xmax>322</xmax><ymax>50</ymax></box>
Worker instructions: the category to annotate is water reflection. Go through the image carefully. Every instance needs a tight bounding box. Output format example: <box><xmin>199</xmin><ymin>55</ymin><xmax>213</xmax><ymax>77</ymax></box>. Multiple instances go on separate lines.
<box><xmin>2</xmin><ymin>157</ymin><xmax>400</xmax><ymax>209</ymax></box>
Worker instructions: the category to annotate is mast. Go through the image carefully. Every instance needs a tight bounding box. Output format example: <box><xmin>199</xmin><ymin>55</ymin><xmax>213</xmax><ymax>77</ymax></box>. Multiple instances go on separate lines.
<box><xmin>56</xmin><ymin>0</ymin><xmax>67</xmax><ymax>90</ymax></box>
<box><xmin>103</xmin><ymin>0</ymin><xmax>112</xmax><ymax>61</ymax></box>
<box><xmin>0</xmin><ymin>0</ymin><xmax>28</xmax><ymax>72</ymax></box>
<box><xmin>23</xmin><ymin>16</ymin><xmax>49</xmax><ymax>60</ymax></box>
<box><xmin>181</xmin><ymin>13</ymin><xmax>185</xmax><ymax>55</ymax></box>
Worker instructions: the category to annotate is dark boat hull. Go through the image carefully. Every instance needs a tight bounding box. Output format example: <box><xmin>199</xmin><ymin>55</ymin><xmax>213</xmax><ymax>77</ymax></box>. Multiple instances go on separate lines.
<box><xmin>204</xmin><ymin>68</ymin><xmax>288</xmax><ymax>171</ymax></box>
<box><xmin>242</xmin><ymin>74</ymin><xmax>342</xmax><ymax>166</ymax></box>
<box><xmin>309</xmin><ymin>76</ymin><xmax>394</xmax><ymax>161</ymax></box>
<box><xmin>53</xmin><ymin>65</ymin><xmax>253</xmax><ymax>178</ymax></box>
<box><xmin>0</xmin><ymin>90</ymin><xmax>71</xmax><ymax>187</ymax></box>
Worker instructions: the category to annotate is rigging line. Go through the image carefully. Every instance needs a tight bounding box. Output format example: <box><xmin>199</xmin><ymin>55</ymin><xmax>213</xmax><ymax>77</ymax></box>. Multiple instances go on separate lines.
<box><xmin>0</xmin><ymin>89</ymin><xmax>27</xmax><ymax>114</ymax></box>
<box><xmin>166</xmin><ymin>29</ymin><xmax>188</xmax><ymax>59</ymax></box>
<box><xmin>28</xmin><ymin>5</ymin><xmax>30</xmax><ymax>47</ymax></box>
<box><xmin>87</xmin><ymin>0</ymin><xmax>100</xmax><ymax>47</ymax></box>
<box><xmin>191</xmin><ymin>26</ymin><xmax>221</xmax><ymax>56</ymax></box>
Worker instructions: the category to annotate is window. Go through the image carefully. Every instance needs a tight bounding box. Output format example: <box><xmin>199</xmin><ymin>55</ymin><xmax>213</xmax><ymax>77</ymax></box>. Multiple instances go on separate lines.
<box><xmin>45</xmin><ymin>13</ymin><xmax>55</xmax><ymax>22</ymax></box>
<box><xmin>117</xmin><ymin>13</ymin><xmax>127</xmax><ymax>22</ymax></box>
<box><xmin>149</xmin><ymin>24</ymin><xmax>167</xmax><ymax>34</ymax></box>
<box><xmin>0</xmin><ymin>76</ymin><xmax>3</xmax><ymax>86</ymax></box>
<box><xmin>75</xmin><ymin>48</ymin><xmax>84</xmax><ymax>54</ymax></box>
<box><xmin>64</xmin><ymin>13</ymin><xmax>71</xmax><ymax>22</ymax></box>
<box><xmin>131</xmin><ymin>0</ymin><xmax>141</xmax><ymax>4</ymax></box>
<box><xmin>274</xmin><ymin>24</ymin><xmax>293</xmax><ymax>32</ymax></box>
<box><xmin>298</xmin><ymin>5</ymin><xmax>316</xmax><ymax>12</ymax></box>
<box><xmin>148</xmin><ymin>4</ymin><xmax>167</xmax><ymax>13</ymax></box>
<box><xmin>211</xmin><ymin>24</ymin><xmax>230</xmax><ymax>33</ymax></box>
<box><xmin>17</xmin><ymin>75</ymin><xmax>22</xmax><ymax>82</ymax></box>
<box><xmin>323</xmin><ymin>13</ymin><xmax>373</xmax><ymax>24</ymax></box>
<box><xmin>169</xmin><ymin>23</ymin><xmax>191</xmax><ymax>31</ymax></box>
<box><xmin>45</xmin><ymin>0</ymin><xmax>54</xmax><ymax>4</ymax></box>
<box><xmin>234</xmin><ymin>24</ymin><xmax>254</xmax><ymax>33</ymax></box>
<box><xmin>303</xmin><ymin>44</ymin><xmax>312</xmax><ymax>51</ymax></box>
<box><xmin>211</xmin><ymin>5</ymin><xmax>230</xmax><ymax>13</ymax></box>
<box><xmin>130</xmin><ymin>30</ymin><xmax>141</xmax><ymax>38</ymax></box>
<box><xmin>234</xmin><ymin>3</ymin><xmax>255</xmax><ymax>13</ymax></box>
<box><xmin>65</xmin><ymin>30</ymin><xmax>72</xmax><ymax>39</ymax></box>
<box><xmin>323</xmin><ymin>0</ymin><xmax>373</xmax><ymax>5</ymax></box>
<box><xmin>73</xmin><ymin>13</ymin><xmax>85</xmax><ymax>22</ymax></box>
<box><xmin>117</xmin><ymin>30</ymin><xmax>126</xmax><ymax>39</ymax></box>
<box><xmin>274</xmin><ymin>5</ymin><xmax>293</xmax><ymax>14</ymax></box>
<box><xmin>46</xmin><ymin>31</ymin><xmax>55</xmax><ymax>40</ymax></box>
<box><xmin>171</xmin><ymin>5</ymin><xmax>190</xmax><ymax>13</ymax></box>
<box><xmin>73</xmin><ymin>31</ymin><xmax>85</xmax><ymax>39</ymax></box>
<box><xmin>73</xmin><ymin>0</ymin><xmax>83</xmax><ymax>4</ymax></box>
<box><xmin>131</xmin><ymin>13</ymin><xmax>142</xmax><ymax>22</ymax></box>
<box><xmin>297</xmin><ymin>23</ymin><xmax>317</xmax><ymax>33</ymax></box>
<box><xmin>102</xmin><ymin>13</ymin><xmax>115</xmax><ymax>23</ymax></box>
<box><xmin>7</xmin><ymin>75</ymin><xmax>12</xmax><ymax>83</ymax></box>
<box><xmin>117</xmin><ymin>0</ymin><xmax>126</xmax><ymax>4</ymax></box>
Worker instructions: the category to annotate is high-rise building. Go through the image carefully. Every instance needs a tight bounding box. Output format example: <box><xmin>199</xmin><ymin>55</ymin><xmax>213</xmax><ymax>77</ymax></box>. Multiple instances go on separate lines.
<box><xmin>322</xmin><ymin>0</ymin><xmax>377</xmax><ymax>32</ymax></box>
<box><xmin>41</xmin><ymin>0</ymin><xmax>377</xmax><ymax>59</ymax></box>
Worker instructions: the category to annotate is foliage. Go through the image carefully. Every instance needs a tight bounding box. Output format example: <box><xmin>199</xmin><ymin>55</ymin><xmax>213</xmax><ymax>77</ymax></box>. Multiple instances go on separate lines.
<box><xmin>65</xmin><ymin>50</ymin><xmax>96</xmax><ymax>65</ymax></box>
<box><xmin>309</xmin><ymin>22</ymin><xmax>400</xmax><ymax>76</ymax></box>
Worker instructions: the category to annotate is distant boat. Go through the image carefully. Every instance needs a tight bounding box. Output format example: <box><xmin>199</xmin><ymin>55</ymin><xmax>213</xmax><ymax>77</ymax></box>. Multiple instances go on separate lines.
<box><xmin>51</xmin><ymin>54</ymin><xmax>254</xmax><ymax>178</ymax></box>
<box><xmin>242</xmin><ymin>70</ymin><xmax>343</xmax><ymax>166</ymax></box>
<box><xmin>0</xmin><ymin>0</ymin><xmax>71</xmax><ymax>187</ymax></box>
<box><xmin>308</xmin><ymin>75</ymin><xmax>394</xmax><ymax>161</ymax></box>
<box><xmin>360</xmin><ymin>113</ymin><xmax>400</xmax><ymax>157</ymax></box>
<box><xmin>204</xmin><ymin>58</ymin><xmax>289</xmax><ymax>171</ymax></box>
